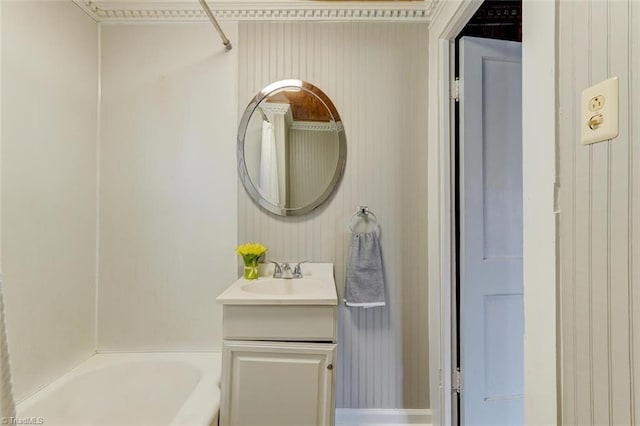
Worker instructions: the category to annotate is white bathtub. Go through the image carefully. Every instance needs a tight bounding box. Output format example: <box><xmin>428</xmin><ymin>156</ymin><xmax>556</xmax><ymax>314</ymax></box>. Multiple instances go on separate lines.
<box><xmin>16</xmin><ymin>352</ymin><xmax>222</xmax><ymax>426</ymax></box>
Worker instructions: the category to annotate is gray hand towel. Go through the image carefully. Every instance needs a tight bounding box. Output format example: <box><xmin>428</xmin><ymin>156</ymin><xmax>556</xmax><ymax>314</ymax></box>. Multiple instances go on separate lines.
<box><xmin>344</xmin><ymin>232</ymin><xmax>386</xmax><ymax>308</ymax></box>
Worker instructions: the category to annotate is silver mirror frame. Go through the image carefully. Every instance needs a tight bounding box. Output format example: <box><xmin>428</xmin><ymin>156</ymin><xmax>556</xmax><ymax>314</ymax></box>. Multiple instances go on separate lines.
<box><xmin>237</xmin><ymin>79</ymin><xmax>347</xmax><ymax>216</ymax></box>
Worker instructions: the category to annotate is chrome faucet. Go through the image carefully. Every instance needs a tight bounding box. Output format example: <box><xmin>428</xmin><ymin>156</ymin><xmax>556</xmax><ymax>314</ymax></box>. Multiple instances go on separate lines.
<box><xmin>292</xmin><ymin>261</ymin><xmax>307</xmax><ymax>278</ymax></box>
<box><xmin>281</xmin><ymin>262</ymin><xmax>293</xmax><ymax>278</ymax></box>
<box><xmin>269</xmin><ymin>261</ymin><xmax>282</xmax><ymax>278</ymax></box>
<box><xmin>270</xmin><ymin>261</ymin><xmax>306</xmax><ymax>279</ymax></box>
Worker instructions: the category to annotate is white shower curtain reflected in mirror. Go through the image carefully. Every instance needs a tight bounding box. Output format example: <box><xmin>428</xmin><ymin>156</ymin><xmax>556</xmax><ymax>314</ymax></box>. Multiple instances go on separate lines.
<box><xmin>258</xmin><ymin>120</ymin><xmax>280</xmax><ymax>205</ymax></box>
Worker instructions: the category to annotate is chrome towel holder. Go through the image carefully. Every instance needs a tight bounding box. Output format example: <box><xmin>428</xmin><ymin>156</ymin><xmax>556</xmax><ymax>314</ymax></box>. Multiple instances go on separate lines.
<box><xmin>349</xmin><ymin>206</ymin><xmax>380</xmax><ymax>234</ymax></box>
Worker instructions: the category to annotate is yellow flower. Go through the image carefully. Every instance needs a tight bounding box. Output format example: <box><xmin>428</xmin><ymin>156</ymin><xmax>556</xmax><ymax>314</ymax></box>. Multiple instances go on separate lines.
<box><xmin>236</xmin><ymin>243</ymin><xmax>267</xmax><ymax>257</ymax></box>
<box><xmin>237</xmin><ymin>243</ymin><xmax>265</xmax><ymax>280</ymax></box>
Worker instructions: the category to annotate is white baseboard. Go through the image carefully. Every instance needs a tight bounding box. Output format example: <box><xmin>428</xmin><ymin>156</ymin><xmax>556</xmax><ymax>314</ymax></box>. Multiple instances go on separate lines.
<box><xmin>335</xmin><ymin>408</ymin><xmax>432</xmax><ymax>426</ymax></box>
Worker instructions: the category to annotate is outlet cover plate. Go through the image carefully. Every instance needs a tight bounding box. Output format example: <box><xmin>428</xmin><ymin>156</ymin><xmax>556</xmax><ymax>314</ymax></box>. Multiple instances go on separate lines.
<box><xmin>581</xmin><ymin>77</ymin><xmax>619</xmax><ymax>145</ymax></box>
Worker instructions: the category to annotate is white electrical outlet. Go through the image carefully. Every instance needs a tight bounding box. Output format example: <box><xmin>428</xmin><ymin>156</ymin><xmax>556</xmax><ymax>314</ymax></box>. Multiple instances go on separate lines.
<box><xmin>581</xmin><ymin>77</ymin><xmax>619</xmax><ymax>145</ymax></box>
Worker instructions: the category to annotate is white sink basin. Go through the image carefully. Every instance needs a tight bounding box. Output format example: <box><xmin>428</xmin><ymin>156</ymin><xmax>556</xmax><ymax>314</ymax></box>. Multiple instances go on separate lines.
<box><xmin>241</xmin><ymin>278</ymin><xmax>325</xmax><ymax>295</ymax></box>
<box><xmin>217</xmin><ymin>263</ymin><xmax>337</xmax><ymax>305</ymax></box>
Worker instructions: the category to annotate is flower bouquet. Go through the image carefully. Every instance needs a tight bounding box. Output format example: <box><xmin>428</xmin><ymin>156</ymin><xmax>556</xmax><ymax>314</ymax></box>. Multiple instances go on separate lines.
<box><xmin>236</xmin><ymin>243</ymin><xmax>267</xmax><ymax>280</ymax></box>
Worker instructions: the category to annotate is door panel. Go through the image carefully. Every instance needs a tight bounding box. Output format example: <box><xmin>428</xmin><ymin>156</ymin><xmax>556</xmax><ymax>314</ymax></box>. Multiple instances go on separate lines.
<box><xmin>459</xmin><ymin>36</ymin><xmax>523</xmax><ymax>425</ymax></box>
<box><xmin>482</xmin><ymin>58</ymin><xmax>523</xmax><ymax>260</ymax></box>
<box><xmin>484</xmin><ymin>294</ymin><xmax>524</xmax><ymax>399</ymax></box>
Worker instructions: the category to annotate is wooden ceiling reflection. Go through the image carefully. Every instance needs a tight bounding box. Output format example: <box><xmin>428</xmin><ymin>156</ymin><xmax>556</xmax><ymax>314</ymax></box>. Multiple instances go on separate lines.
<box><xmin>265</xmin><ymin>91</ymin><xmax>333</xmax><ymax>122</ymax></box>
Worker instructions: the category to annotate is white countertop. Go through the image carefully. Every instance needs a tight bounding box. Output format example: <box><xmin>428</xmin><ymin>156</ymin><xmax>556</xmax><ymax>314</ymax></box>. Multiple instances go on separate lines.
<box><xmin>216</xmin><ymin>262</ymin><xmax>338</xmax><ymax>306</ymax></box>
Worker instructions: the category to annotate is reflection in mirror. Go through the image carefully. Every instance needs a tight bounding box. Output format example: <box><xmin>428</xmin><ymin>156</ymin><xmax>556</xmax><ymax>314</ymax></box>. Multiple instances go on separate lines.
<box><xmin>238</xmin><ymin>80</ymin><xmax>346</xmax><ymax>216</ymax></box>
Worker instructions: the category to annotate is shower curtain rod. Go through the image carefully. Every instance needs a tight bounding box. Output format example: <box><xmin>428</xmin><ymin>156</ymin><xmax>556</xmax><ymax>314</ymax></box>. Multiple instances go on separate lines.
<box><xmin>198</xmin><ymin>0</ymin><xmax>232</xmax><ymax>51</ymax></box>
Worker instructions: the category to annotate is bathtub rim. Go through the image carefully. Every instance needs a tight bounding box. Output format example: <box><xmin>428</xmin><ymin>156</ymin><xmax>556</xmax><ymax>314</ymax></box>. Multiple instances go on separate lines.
<box><xmin>16</xmin><ymin>351</ymin><xmax>222</xmax><ymax>426</ymax></box>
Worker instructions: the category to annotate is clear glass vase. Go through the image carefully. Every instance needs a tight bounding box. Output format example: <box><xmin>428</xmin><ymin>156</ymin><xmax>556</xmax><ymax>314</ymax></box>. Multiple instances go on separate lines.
<box><xmin>243</xmin><ymin>257</ymin><xmax>259</xmax><ymax>280</ymax></box>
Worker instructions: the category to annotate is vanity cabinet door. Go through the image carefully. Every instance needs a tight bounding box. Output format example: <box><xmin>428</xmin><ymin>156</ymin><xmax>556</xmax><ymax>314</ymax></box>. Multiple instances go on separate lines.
<box><xmin>220</xmin><ymin>341</ymin><xmax>336</xmax><ymax>426</ymax></box>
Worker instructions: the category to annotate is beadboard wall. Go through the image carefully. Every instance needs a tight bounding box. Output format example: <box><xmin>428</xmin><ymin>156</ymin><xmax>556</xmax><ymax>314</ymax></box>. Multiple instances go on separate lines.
<box><xmin>558</xmin><ymin>0</ymin><xmax>640</xmax><ymax>424</ymax></box>
<box><xmin>238</xmin><ymin>22</ymin><xmax>429</xmax><ymax>408</ymax></box>
<box><xmin>288</xmin><ymin>128</ymin><xmax>339</xmax><ymax>208</ymax></box>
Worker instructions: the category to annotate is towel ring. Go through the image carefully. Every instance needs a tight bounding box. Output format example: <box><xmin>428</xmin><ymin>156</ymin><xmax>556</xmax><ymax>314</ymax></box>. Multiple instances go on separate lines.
<box><xmin>349</xmin><ymin>206</ymin><xmax>380</xmax><ymax>234</ymax></box>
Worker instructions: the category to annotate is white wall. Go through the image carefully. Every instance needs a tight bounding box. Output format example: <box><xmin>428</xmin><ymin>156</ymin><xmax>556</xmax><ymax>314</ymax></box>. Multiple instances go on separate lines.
<box><xmin>1</xmin><ymin>1</ymin><xmax>98</xmax><ymax>401</ymax></box>
<box><xmin>559</xmin><ymin>0</ymin><xmax>640</xmax><ymax>423</ymax></box>
<box><xmin>98</xmin><ymin>23</ymin><xmax>238</xmax><ymax>351</ymax></box>
<box><xmin>238</xmin><ymin>22</ymin><xmax>429</xmax><ymax>408</ymax></box>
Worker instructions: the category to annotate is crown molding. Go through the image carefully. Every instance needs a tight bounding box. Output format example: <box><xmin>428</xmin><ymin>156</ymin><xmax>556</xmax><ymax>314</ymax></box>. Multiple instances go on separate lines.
<box><xmin>260</xmin><ymin>102</ymin><xmax>291</xmax><ymax>116</ymax></box>
<box><xmin>73</xmin><ymin>0</ymin><xmax>438</xmax><ymax>23</ymax></box>
<box><xmin>290</xmin><ymin>121</ymin><xmax>338</xmax><ymax>132</ymax></box>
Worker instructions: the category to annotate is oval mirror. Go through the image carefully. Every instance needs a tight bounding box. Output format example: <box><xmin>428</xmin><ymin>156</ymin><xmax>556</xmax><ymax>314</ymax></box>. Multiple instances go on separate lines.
<box><xmin>238</xmin><ymin>80</ymin><xmax>346</xmax><ymax>216</ymax></box>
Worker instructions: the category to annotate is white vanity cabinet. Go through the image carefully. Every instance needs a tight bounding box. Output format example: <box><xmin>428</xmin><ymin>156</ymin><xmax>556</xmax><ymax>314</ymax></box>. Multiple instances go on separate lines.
<box><xmin>220</xmin><ymin>341</ymin><xmax>336</xmax><ymax>426</ymax></box>
<box><xmin>217</xmin><ymin>263</ymin><xmax>338</xmax><ymax>426</ymax></box>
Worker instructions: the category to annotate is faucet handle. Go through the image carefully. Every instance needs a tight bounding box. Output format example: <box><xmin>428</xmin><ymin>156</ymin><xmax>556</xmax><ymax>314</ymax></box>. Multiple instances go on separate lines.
<box><xmin>269</xmin><ymin>261</ymin><xmax>282</xmax><ymax>278</ymax></box>
<box><xmin>293</xmin><ymin>261</ymin><xmax>307</xmax><ymax>278</ymax></box>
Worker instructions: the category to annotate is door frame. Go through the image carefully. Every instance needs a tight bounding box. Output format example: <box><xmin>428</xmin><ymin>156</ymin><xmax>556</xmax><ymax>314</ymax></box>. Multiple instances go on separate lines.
<box><xmin>427</xmin><ymin>1</ymin><xmax>558</xmax><ymax>425</ymax></box>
